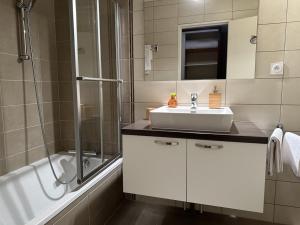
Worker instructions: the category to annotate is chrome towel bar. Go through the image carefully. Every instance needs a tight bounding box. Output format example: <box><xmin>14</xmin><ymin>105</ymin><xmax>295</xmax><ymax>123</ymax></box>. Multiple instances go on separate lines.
<box><xmin>76</xmin><ymin>76</ymin><xmax>124</xmax><ymax>83</ymax></box>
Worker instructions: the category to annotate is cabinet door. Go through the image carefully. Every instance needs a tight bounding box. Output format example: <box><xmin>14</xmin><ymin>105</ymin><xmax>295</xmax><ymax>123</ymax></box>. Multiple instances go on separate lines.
<box><xmin>187</xmin><ymin>139</ymin><xmax>266</xmax><ymax>212</ymax></box>
<box><xmin>123</xmin><ymin>135</ymin><xmax>186</xmax><ymax>201</ymax></box>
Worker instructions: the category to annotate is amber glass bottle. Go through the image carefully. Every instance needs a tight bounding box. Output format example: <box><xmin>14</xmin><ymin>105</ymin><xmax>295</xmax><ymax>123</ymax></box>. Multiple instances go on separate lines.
<box><xmin>168</xmin><ymin>93</ymin><xmax>178</xmax><ymax>108</ymax></box>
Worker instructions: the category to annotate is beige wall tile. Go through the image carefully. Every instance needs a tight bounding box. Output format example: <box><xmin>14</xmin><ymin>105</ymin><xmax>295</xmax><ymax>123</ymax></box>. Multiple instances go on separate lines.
<box><xmin>144</xmin><ymin>6</ymin><xmax>154</xmax><ymax>20</ymax></box>
<box><xmin>153</xmin><ymin>45</ymin><xmax>178</xmax><ymax>58</ymax></box>
<box><xmin>154</xmin><ymin>18</ymin><xmax>178</xmax><ymax>32</ymax></box>
<box><xmin>134</xmin><ymin>102</ymin><xmax>163</xmax><ymax>120</ymax></box>
<box><xmin>287</xmin><ymin>0</ymin><xmax>300</xmax><ymax>22</ymax></box>
<box><xmin>5</xmin><ymin>152</ymin><xmax>27</xmax><ymax>173</ymax></box>
<box><xmin>154</xmin><ymin>4</ymin><xmax>177</xmax><ymax>19</ymax></box>
<box><xmin>133</xmin><ymin>0</ymin><xmax>143</xmax><ymax>11</ymax></box>
<box><xmin>134</xmin><ymin>81</ymin><xmax>176</xmax><ymax>103</ymax></box>
<box><xmin>258</xmin><ymin>0</ymin><xmax>287</xmax><ymax>24</ymax></box>
<box><xmin>144</xmin><ymin>33</ymin><xmax>154</xmax><ymax>44</ymax></box>
<box><xmin>59</xmin><ymin>82</ymin><xmax>73</xmax><ymax>101</ymax></box>
<box><xmin>204</xmin><ymin>12</ymin><xmax>232</xmax><ymax>22</ymax></box>
<box><xmin>43</xmin><ymin>102</ymin><xmax>60</xmax><ymax>123</ymax></box>
<box><xmin>27</xmin><ymin>146</ymin><xmax>47</xmax><ymax>164</ymax></box>
<box><xmin>154</xmin><ymin>70</ymin><xmax>178</xmax><ymax>81</ymax></box>
<box><xmin>274</xmin><ymin>205</ymin><xmax>300</xmax><ymax>225</ymax></box>
<box><xmin>154</xmin><ymin>0</ymin><xmax>176</xmax><ymax>7</ymax></box>
<box><xmin>178</xmin><ymin>0</ymin><xmax>205</xmax><ymax>17</ymax></box>
<box><xmin>0</xmin><ymin>81</ymin><xmax>37</xmax><ymax>106</ymax></box>
<box><xmin>154</xmin><ymin>31</ymin><xmax>178</xmax><ymax>45</ymax></box>
<box><xmin>286</xmin><ymin>22</ymin><xmax>300</xmax><ymax>50</ymax></box>
<box><xmin>145</xmin><ymin>71</ymin><xmax>154</xmax><ymax>81</ymax></box>
<box><xmin>0</xmin><ymin>54</ymin><xmax>22</xmax><ymax>81</ymax></box>
<box><xmin>0</xmin><ymin>2</ymin><xmax>19</xmax><ymax>55</ymax></box>
<box><xmin>134</xmin><ymin>58</ymin><xmax>145</xmax><ymax>81</ymax></box>
<box><xmin>176</xmin><ymin>80</ymin><xmax>226</xmax><ymax>104</ymax></box>
<box><xmin>0</xmin><ymin>158</ymin><xmax>5</xmax><ymax>176</ymax></box>
<box><xmin>257</xmin><ymin>24</ymin><xmax>286</xmax><ymax>51</ymax></box>
<box><xmin>4</xmin><ymin>129</ymin><xmax>26</xmax><ymax>157</ymax></box>
<box><xmin>230</xmin><ymin>105</ymin><xmax>280</xmax><ymax>131</ymax></box>
<box><xmin>58</xmin><ymin>101</ymin><xmax>73</xmax><ymax>121</ymax></box>
<box><xmin>204</xmin><ymin>0</ymin><xmax>232</xmax><ymax>14</ymax></box>
<box><xmin>282</xmin><ymin>78</ymin><xmax>300</xmax><ymax>104</ymax></box>
<box><xmin>178</xmin><ymin>15</ymin><xmax>205</xmax><ymax>24</ymax></box>
<box><xmin>233</xmin><ymin>0</ymin><xmax>259</xmax><ymax>11</ymax></box>
<box><xmin>153</xmin><ymin>58</ymin><xmax>178</xmax><ymax>71</ymax></box>
<box><xmin>276</xmin><ymin>181</ymin><xmax>300</xmax><ymax>207</ymax></box>
<box><xmin>281</xmin><ymin>105</ymin><xmax>300</xmax><ymax>131</ymax></box>
<box><xmin>285</xmin><ymin>50</ymin><xmax>300</xmax><ymax>77</ymax></box>
<box><xmin>144</xmin><ymin>1</ymin><xmax>154</xmax><ymax>8</ymax></box>
<box><xmin>233</xmin><ymin>9</ymin><xmax>258</xmax><ymax>19</ymax></box>
<box><xmin>226</xmin><ymin>79</ymin><xmax>282</xmax><ymax>105</ymax></box>
<box><xmin>2</xmin><ymin>104</ymin><xmax>40</xmax><ymax>132</ymax></box>
<box><xmin>133</xmin><ymin>35</ymin><xmax>145</xmax><ymax>58</ymax></box>
<box><xmin>133</xmin><ymin>11</ymin><xmax>145</xmax><ymax>35</ymax></box>
<box><xmin>144</xmin><ymin>20</ymin><xmax>153</xmax><ymax>34</ymax></box>
<box><xmin>42</xmin><ymin>82</ymin><xmax>59</xmax><ymax>102</ymax></box>
<box><xmin>0</xmin><ymin>133</ymin><xmax>4</xmax><ymax>159</ymax></box>
<box><xmin>256</xmin><ymin>51</ymin><xmax>284</xmax><ymax>78</ymax></box>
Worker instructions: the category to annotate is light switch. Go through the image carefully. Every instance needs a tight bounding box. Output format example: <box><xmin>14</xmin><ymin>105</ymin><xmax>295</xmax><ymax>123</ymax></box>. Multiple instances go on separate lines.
<box><xmin>270</xmin><ymin>61</ymin><xmax>284</xmax><ymax>75</ymax></box>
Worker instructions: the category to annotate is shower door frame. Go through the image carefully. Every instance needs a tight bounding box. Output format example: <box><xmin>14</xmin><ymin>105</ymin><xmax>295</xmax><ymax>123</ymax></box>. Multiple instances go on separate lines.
<box><xmin>69</xmin><ymin>0</ymin><xmax>123</xmax><ymax>184</ymax></box>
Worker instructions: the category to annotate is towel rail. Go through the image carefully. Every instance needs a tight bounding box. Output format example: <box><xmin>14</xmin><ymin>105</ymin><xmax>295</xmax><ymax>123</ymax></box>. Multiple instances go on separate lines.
<box><xmin>276</xmin><ymin>123</ymin><xmax>284</xmax><ymax>133</ymax></box>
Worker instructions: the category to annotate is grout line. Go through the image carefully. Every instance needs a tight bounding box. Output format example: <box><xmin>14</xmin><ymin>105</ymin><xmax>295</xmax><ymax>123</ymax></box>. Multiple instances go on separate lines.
<box><xmin>4</xmin><ymin>141</ymin><xmax>57</xmax><ymax>159</ymax></box>
<box><xmin>279</xmin><ymin>0</ymin><xmax>290</xmax><ymax>125</ymax></box>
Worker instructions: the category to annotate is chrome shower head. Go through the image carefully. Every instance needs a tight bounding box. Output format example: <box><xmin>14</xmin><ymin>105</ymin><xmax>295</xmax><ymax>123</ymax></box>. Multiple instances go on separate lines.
<box><xmin>16</xmin><ymin>0</ymin><xmax>36</xmax><ymax>12</ymax></box>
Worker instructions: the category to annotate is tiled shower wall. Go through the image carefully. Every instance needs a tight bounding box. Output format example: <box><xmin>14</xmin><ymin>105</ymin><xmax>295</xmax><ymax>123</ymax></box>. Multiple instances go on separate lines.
<box><xmin>0</xmin><ymin>0</ymin><xmax>59</xmax><ymax>175</ymax></box>
<box><xmin>54</xmin><ymin>0</ymin><xmax>75</xmax><ymax>152</ymax></box>
<box><xmin>132</xmin><ymin>0</ymin><xmax>300</xmax><ymax>224</ymax></box>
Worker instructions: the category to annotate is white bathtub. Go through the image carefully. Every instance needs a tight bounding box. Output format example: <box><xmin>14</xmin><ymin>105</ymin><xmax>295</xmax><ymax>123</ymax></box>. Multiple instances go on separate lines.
<box><xmin>0</xmin><ymin>153</ymin><xmax>122</xmax><ymax>225</ymax></box>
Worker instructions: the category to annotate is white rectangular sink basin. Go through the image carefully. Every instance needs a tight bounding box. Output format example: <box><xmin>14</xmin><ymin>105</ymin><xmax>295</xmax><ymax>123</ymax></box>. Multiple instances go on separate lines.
<box><xmin>150</xmin><ymin>106</ymin><xmax>234</xmax><ymax>132</ymax></box>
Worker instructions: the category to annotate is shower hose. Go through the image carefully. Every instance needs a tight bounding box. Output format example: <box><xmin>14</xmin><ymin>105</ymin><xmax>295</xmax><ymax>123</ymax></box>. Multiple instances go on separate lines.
<box><xmin>25</xmin><ymin>10</ymin><xmax>76</xmax><ymax>185</ymax></box>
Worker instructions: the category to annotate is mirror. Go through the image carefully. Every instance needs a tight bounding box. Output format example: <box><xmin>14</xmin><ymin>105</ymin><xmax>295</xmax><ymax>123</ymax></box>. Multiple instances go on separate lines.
<box><xmin>142</xmin><ymin>0</ymin><xmax>259</xmax><ymax>81</ymax></box>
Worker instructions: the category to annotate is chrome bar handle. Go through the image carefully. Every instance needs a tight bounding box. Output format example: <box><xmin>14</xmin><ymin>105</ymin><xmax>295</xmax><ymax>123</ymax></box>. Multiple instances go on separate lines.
<box><xmin>77</xmin><ymin>76</ymin><xmax>124</xmax><ymax>83</ymax></box>
<box><xmin>154</xmin><ymin>140</ymin><xmax>179</xmax><ymax>146</ymax></box>
<box><xmin>195</xmin><ymin>143</ymin><xmax>223</xmax><ymax>150</ymax></box>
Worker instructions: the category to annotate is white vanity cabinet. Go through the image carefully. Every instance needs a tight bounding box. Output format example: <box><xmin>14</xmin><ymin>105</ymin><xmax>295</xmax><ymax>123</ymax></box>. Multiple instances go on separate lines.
<box><xmin>122</xmin><ymin>134</ymin><xmax>267</xmax><ymax>213</ymax></box>
<box><xmin>187</xmin><ymin>139</ymin><xmax>266</xmax><ymax>213</ymax></box>
<box><xmin>123</xmin><ymin>135</ymin><xmax>186</xmax><ymax>201</ymax></box>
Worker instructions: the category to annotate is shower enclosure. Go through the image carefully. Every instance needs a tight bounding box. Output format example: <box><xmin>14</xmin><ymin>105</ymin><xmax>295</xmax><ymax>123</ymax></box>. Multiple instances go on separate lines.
<box><xmin>69</xmin><ymin>0</ymin><xmax>126</xmax><ymax>183</ymax></box>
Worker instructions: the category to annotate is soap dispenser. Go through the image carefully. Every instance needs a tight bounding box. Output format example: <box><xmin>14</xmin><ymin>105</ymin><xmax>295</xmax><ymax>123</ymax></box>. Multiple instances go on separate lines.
<box><xmin>209</xmin><ymin>86</ymin><xmax>221</xmax><ymax>108</ymax></box>
<box><xmin>168</xmin><ymin>93</ymin><xmax>178</xmax><ymax>108</ymax></box>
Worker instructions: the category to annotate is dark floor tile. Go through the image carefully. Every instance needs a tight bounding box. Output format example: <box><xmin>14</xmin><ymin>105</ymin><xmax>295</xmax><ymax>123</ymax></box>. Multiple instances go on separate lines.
<box><xmin>106</xmin><ymin>200</ymin><xmax>280</xmax><ymax>225</ymax></box>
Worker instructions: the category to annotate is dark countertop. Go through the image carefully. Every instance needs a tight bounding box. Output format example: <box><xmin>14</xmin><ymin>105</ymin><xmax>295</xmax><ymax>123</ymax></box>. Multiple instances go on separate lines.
<box><xmin>122</xmin><ymin>120</ymin><xmax>269</xmax><ymax>144</ymax></box>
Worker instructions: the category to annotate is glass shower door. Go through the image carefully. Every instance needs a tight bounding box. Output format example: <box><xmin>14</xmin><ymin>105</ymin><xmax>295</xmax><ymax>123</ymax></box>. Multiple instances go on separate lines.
<box><xmin>69</xmin><ymin>0</ymin><xmax>122</xmax><ymax>183</ymax></box>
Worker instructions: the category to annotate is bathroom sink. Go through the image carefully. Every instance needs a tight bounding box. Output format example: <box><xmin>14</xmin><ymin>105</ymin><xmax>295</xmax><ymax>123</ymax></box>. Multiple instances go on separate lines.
<box><xmin>150</xmin><ymin>106</ymin><xmax>234</xmax><ymax>132</ymax></box>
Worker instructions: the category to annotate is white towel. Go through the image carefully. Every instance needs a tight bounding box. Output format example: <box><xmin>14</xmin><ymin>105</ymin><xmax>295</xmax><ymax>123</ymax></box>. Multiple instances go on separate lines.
<box><xmin>283</xmin><ymin>132</ymin><xmax>300</xmax><ymax>177</ymax></box>
<box><xmin>267</xmin><ymin>128</ymin><xmax>283</xmax><ymax>176</ymax></box>
<box><xmin>145</xmin><ymin>45</ymin><xmax>153</xmax><ymax>74</ymax></box>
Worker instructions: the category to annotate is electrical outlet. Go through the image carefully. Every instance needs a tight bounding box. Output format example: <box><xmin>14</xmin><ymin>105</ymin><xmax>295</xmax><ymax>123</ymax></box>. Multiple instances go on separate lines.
<box><xmin>270</xmin><ymin>61</ymin><xmax>284</xmax><ymax>75</ymax></box>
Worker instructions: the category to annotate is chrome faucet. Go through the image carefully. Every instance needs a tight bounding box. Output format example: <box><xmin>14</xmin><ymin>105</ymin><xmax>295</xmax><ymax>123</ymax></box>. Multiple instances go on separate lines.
<box><xmin>191</xmin><ymin>93</ymin><xmax>198</xmax><ymax>111</ymax></box>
